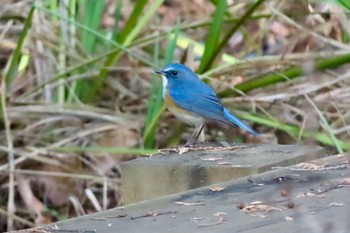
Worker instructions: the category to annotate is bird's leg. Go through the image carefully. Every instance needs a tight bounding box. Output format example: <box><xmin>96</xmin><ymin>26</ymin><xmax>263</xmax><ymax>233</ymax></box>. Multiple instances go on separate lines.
<box><xmin>196</xmin><ymin>124</ymin><xmax>205</xmax><ymax>142</ymax></box>
<box><xmin>185</xmin><ymin>124</ymin><xmax>204</xmax><ymax>146</ymax></box>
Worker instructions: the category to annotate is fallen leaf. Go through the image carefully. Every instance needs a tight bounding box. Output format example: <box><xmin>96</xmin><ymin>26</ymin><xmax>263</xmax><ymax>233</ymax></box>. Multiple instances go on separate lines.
<box><xmin>213</xmin><ymin>212</ymin><xmax>226</xmax><ymax>217</ymax></box>
<box><xmin>178</xmin><ymin>147</ymin><xmax>190</xmax><ymax>155</ymax></box>
<box><xmin>210</xmin><ymin>186</ymin><xmax>225</xmax><ymax>192</ymax></box>
<box><xmin>17</xmin><ymin>175</ymin><xmax>51</xmax><ymax>225</ymax></box>
<box><xmin>296</xmin><ymin>162</ymin><xmax>325</xmax><ymax>170</ymax></box>
<box><xmin>329</xmin><ymin>202</ymin><xmax>346</xmax><ymax>207</ymax></box>
<box><xmin>241</xmin><ymin>201</ymin><xmax>283</xmax><ymax>213</ymax></box>
<box><xmin>296</xmin><ymin>192</ymin><xmax>316</xmax><ymax>198</ymax></box>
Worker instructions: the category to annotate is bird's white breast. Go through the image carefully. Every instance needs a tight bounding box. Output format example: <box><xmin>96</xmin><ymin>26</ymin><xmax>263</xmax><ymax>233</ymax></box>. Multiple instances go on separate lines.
<box><xmin>161</xmin><ymin>75</ymin><xmax>168</xmax><ymax>98</ymax></box>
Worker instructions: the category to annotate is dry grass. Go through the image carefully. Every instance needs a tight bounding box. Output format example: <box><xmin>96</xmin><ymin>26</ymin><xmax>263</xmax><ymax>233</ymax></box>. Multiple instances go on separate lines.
<box><xmin>0</xmin><ymin>0</ymin><xmax>349</xmax><ymax>231</ymax></box>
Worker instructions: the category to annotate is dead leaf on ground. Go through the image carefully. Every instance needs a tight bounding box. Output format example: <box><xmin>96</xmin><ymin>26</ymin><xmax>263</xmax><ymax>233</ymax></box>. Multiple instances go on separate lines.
<box><xmin>213</xmin><ymin>212</ymin><xmax>227</xmax><ymax>217</ymax></box>
<box><xmin>17</xmin><ymin>175</ymin><xmax>51</xmax><ymax>225</ymax></box>
<box><xmin>178</xmin><ymin>147</ymin><xmax>190</xmax><ymax>155</ymax></box>
<box><xmin>242</xmin><ymin>204</ymin><xmax>283</xmax><ymax>213</ymax></box>
<box><xmin>337</xmin><ymin>178</ymin><xmax>350</xmax><ymax>186</ymax></box>
<box><xmin>296</xmin><ymin>162</ymin><xmax>325</xmax><ymax>170</ymax></box>
<box><xmin>37</xmin><ymin>157</ymin><xmax>85</xmax><ymax>206</ymax></box>
<box><xmin>93</xmin><ymin>125</ymin><xmax>140</xmax><ymax>162</ymax></box>
<box><xmin>210</xmin><ymin>186</ymin><xmax>225</xmax><ymax>192</ymax></box>
<box><xmin>297</xmin><ymin>192</ymin><xmax>316</xmax><ymax>198</ymax></box>
<box><xmin>240</xmin><ymin>201</ymin><xmax>283</xmax><ymax>213</ymax></box>
<box><xmin>329</xmin><ymin>202</ymin><xmax>346</xmax><ymax>207</ymax></box>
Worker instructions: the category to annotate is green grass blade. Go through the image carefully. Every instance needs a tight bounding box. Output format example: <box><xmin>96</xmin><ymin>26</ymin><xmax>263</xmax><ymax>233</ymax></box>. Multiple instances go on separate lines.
<box><xmin>143</xmin><ymin>35</ymin><xmax>161</xmax><ymax>148</ymax></box>
<box><xmin>143</xmin><ymin>20</ymin><xmax>181</xmax><ymax>148</ymax></box>
<box><xmin>116</xmin><ymin>0</ymin><xmax>147</xmax><ymax>44</ymax></box>
<box><xmin>304</xmin><ymin>94</ymin><xmax>344</xmax><ymax>153</ymax></box>
<box><xmin>73</xmin><ymin>0</ymin><xmax>105</xmax><ymax>101</ymax></box>
<box><xmin>234</xmin><ymin>111</ymin><xmax>350</xmax><ymax>151</ymax></box>
<box><xmin>337</xmin><ymin>0</ymin><xmax>350</xmax><ymax>11</ymax></box>
<box><xmin>176</xmin><ymin>33</ymin><xmax>239</xmax><ymax>64</ymax></box>
<box><xmin>316</xmin><ymin>0</ymin><xmax>350</xmax><ymax>11</ymax></box>
<box><xmin>33</xmin><ymin>4</ymin><xmax>156</xmax><ymax>102</ymax></box>
<box><xmin>143</xmin><ymin>105</ymin><xmax>166</xmax><ymax>147</ymax></box>
<box><xmin>81</xmin><ymin>0</ymin><xmax>105</xmax><ymax>53</ymax></box>
<box><xmin>4</xmin><ymin>5</ymin><xmax>34</xmax><ymax>88</ymax></box>
<box><xmin>197</xmin><ymin>0</ymin><xmax>226</xmax><ymax>73</ymax></box>
<box><xmin>99</xmin><ymin>0</ymin><xmax>163</xmax><ymax>79</ymax></box>
<box><xmin>165</xmin><ymin>18</ymin><xmax>181</xmax><ymax>64</ymax></box>
<box><xmin>112</xmin><ymin>1</ymin><xmax>122</xmax><ymax>41</ymax></box>
<box><xmin>219</xmin><ymin>53</ymin><xmax>350</xmax><ymax>97</ymax></box>
<box><xmin>123</xmin><ymin>0</ymin><xmax>164</xmax><ymax>46</ymax></box>
<box><xmin>35</xmin><ymin>5</ymin><xmax>153</xmax><ymax>66</ymax></box>
<box><xmin>98</xmin><ymin>0</ymin><xmax>149</xmax><ymax>81</ymax></box>
<box><xmin>200</xmin><ymin>0</ymin><xmax>265</xmax><ymax>72</ymax></box>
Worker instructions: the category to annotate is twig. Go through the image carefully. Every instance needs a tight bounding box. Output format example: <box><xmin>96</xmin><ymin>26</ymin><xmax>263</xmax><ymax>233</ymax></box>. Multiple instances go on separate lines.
<box><xmin>10</xmin><ymin>169</ymin><xmax>105</xmax><ymax>180</ymax></box>
<box><xmin>91</xmin><ymin>214</ymin><xmax>127</xmax><ymax>220</ymax></box>
<box><xmin>2</xmin><ymin>71</ymin><xmax>15</xmax><ymax>231</ymax></box>
<box><xmin>7</xmin><ymin>104</ymin><xmax>130</xmax><ymax>124</ymax></box>
<box><xmin>130</xmin><ymin>210</ymin><xmax>177</xmax><ymax>220</ymax></box>
<box><xmin>197</xmin><ymin>216</ymin><xmax>225</xmax><ymax>227</ymax></box>
<box><xmin>159</xmin><ymin>145</ymin><xmax>247</xmax><ymax>155</ymax></box>
<box><xmin>0</xmin><ymin>208</ymin><xmax>35</xmax><ymax>227</ymax></box>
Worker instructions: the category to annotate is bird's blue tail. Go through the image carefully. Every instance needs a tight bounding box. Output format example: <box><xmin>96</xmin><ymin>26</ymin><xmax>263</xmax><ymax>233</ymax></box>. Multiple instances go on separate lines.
<box><xmin>223</xmin><ymin>108</ymin><xmax>258</xmax><ymax>136</ymax></box>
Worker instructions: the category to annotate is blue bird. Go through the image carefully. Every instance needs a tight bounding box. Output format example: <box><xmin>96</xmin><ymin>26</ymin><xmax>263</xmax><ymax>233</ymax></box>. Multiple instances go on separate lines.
<box><xmin>155</xmin><ymin>63</ymin><xmax>257</xmax><ymax>144</ymax></box>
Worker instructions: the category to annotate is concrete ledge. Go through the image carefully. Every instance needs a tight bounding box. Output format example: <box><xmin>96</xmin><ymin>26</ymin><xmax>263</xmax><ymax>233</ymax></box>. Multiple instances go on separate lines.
<box><xmin>35</xmin><ymin>153</ymin><xmax>349</xmax><ymax>233</ymax></box>
<box><xmin>121</xmin><ymin>144</ymin><xmax>326</xmax><ymax>204</ymax></box>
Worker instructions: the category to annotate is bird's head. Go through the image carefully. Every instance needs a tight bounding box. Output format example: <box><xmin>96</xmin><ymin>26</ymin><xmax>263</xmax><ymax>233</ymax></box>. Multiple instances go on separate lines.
<box><xmin>155</xmin><ymin>63</ymin><xmax>198</xmax><ymax>84</ymax></box>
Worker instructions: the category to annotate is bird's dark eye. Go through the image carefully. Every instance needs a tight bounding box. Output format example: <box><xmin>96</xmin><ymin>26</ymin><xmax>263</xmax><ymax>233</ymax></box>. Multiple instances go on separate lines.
<box><xmin>172</xmin><ymin>71</ymin><xmax>178</xmax><ymax>76</ymax></box>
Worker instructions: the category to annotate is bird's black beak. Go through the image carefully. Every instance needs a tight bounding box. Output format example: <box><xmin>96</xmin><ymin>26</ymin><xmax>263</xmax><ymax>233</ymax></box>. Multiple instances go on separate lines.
<box><xmin>155</xmin><ymin>70</ymin><xmax>165</xmax><ymax>75</ymax></box>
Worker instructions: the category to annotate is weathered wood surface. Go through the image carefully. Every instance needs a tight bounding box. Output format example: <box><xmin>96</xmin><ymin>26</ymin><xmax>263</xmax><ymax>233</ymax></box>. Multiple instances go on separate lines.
<box><xmin>122</xmin><ymin>144</ymin><xmax>326</xmax><ymax>204</ymax></box>
<box><xmin>20</xmin><ymin>152</ymin><xmax>350</xmax><ymax>233</ymax></box>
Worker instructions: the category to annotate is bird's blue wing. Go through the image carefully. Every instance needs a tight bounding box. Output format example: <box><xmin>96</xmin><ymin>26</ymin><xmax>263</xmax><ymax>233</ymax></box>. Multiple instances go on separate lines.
<box><xmin>169</xmin><ymin>82</ymin><xmax>223</xmax><ymax>119</ymax></box>
<box><xmin>169</xmin><ymin>82</ymin><xmax>257</xmax><ymax>135</ymax></box>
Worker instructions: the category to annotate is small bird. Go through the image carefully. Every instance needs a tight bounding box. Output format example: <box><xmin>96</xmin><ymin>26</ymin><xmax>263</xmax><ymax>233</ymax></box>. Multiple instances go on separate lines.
<box><xmin>155</xmin><ymin>63</ymin><xmax>257</xmax><ymax>144</ymax></box>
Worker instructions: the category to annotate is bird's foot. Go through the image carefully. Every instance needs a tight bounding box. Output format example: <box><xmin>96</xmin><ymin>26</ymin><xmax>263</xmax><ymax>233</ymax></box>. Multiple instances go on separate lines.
<box><xmin>183</xmin><ymin>140</ymin><xmax>208</xmax><ymax>148</ymax></box>
<box><xmin>183</xmin><ymin>140</ymin><xmax>196</xmax><ymax>147</ymax></box>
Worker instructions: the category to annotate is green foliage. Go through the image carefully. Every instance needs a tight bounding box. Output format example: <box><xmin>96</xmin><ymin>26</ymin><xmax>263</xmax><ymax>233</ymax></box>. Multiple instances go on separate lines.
<box><xmin>143</xmin><ymin>20</ymin><xmax>181</xmax><ymax>148</ymax></box>
<box><xmin>235</xmin><ymin>111</ymin><xmax>350</xmax><ymax>151</ymax></box>
<box><xmin>218</xmin><ymin>53</ymin><xmax>350</xmax><ymax>98</ymax></box>
<box><xmin>198</xmin><ymin>0</ymin><xmax>265</xmax><ymax>73</ymax></box>
<box><xmin>197</xmin><ymin>0</ymin><xmax>226</xmax><ymax>73</ymax></box>
<box><xmin>314</xmin><ymin>0</ymin><xmax>350</xmax><ymax>11</ymax></box>
<box><xmin>81</xmin><ymin>0</ymin><xmax>105</xmax><ymax>53</ymax></box>
<box><xmin>72</xmin><ymin>0</ymin><xmax>105</xmax><ymax>102</ymax></box>
<box><xmin>4</xmin><ymin>6</ymin><xmax>34</xmax><ymax>88</ymax></box>
<box><xmin>4</xmin><ymin>1</ymin><xmax>350</xmax><ymax>230</ymax></box>
<box><xmin>5</xmin><ymin>0</ymin><xmax>350</xmax><ymax>152</ymax></box>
